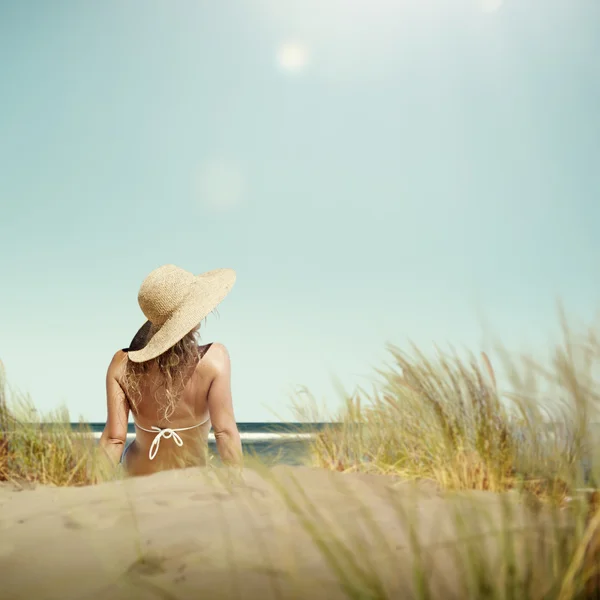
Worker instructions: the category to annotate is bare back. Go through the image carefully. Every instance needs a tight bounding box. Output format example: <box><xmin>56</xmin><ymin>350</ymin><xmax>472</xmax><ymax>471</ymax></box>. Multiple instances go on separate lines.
<box><xmin>104</xmin><ymin>342</ymin><xmax>241</xmax><ymax>476</ymax></box>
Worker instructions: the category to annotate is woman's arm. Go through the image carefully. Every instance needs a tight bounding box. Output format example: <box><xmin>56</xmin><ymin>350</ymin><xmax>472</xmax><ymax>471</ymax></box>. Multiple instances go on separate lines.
<box><xmin>207</xmin><ymin>343</ymin><xmax>243</xmax><ymax>467</ymax></box>
<box><xmin>99</xmin><ymin>351</ymin><xmax>130</xmax><ymax>467</ymax></box>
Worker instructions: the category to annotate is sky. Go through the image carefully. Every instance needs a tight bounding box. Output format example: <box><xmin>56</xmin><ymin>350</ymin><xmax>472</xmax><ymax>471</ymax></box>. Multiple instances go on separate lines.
<box><xmin>0</xmin><ymin>0</ymin><xmax>599</xmax><ymax>422</ymax></box>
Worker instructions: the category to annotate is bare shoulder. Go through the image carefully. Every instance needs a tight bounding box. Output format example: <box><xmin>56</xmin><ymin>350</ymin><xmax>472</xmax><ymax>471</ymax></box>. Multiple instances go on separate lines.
<box><xmin>108</xmin><ymin>349</ymin><xmax>128</xmax><ymax>377</ymax></box>
<box><xmin>203</xmin><ymin>342</ymin><xmax>231</xmax><ymax>372</ymax></box>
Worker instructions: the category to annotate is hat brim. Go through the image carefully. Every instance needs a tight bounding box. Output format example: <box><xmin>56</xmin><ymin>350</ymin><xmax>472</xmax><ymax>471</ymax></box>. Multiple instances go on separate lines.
<box><xmin>127</xmin><ymin>268</ymin><xmax>236</xmax><ymax>363</ymax></box>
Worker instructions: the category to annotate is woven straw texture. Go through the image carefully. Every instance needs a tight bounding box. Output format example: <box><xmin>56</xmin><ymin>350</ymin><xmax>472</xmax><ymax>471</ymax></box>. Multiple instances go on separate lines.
<box><xmin>127</xmin><ymin>265</ymin><xmax>235</xmax><ymax>363</ymax></box>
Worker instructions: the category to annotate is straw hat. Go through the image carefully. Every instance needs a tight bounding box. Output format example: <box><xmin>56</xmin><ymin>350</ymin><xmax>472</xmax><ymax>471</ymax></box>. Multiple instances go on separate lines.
<box><xmin>127</xmin><ymin>265</ymin><xmax>236</xmax><ymax>363</ymax></box>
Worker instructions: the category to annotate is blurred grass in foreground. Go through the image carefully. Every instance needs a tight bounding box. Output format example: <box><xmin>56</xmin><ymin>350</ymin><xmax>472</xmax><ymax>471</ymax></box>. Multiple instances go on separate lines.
<box><xmin>3</xmin><ymin>311</ymin><xmax>600</xmax><ymax>598</ymax></box>
<box><xmin>281</xmin><ymin>310</ymin><xmax>600</xmax><ymax>598</ymax></box>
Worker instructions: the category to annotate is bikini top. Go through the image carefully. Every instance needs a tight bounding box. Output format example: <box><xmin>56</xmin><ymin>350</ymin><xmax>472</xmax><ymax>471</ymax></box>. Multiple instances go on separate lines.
<box><xmin>134</xmin><ymin>417</ymin><xmax>210</xmax><ymax>460</ymax></box>
<box><xmin>121</xmin><ymin>344</ymin><xmax>212</xmax><ymax>460</ymax></box>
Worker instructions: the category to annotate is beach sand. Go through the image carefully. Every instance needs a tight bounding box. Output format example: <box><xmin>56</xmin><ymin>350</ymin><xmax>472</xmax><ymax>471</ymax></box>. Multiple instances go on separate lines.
<box><xmin>0</xmin><ymin>466</ymin><xmax>576</xmax><ymax>600</ymax></box>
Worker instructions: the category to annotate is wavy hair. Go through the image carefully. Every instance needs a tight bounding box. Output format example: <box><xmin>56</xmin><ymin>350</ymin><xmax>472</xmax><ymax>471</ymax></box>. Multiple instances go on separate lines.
<box><xmin>121</xmin><ymin>325</ymin><xmax>201</xmax><ymax>423</ymax></box>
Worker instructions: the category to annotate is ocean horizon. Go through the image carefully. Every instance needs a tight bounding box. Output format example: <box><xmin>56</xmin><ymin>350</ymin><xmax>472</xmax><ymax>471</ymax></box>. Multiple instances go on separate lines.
<box><xmin>79</xmin><ymin>420</ymin><xmax>331</xmax><ymax>437</ymax></box>
<box><xmin>78</xmin><ymin>421</ymin><xmax>333</xmax><ymax>466</ymax></box>
<box><xmin>6</xmin><ymin>420</ymin><xmax>598</xmax><ymax>470</ymax></box>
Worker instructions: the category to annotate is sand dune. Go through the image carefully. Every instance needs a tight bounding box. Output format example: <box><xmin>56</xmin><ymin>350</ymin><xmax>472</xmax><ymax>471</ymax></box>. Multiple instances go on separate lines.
<box><xmin>0</xmin><ymin>466</ymin><xmax>576</xmax><ymax>599</ymax></box>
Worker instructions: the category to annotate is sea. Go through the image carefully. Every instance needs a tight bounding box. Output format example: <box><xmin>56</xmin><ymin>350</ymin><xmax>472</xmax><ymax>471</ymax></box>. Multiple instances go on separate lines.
<box><xmin>82</xmin><ymin>422</ymin><xmax>331</xmax><ymax>466</ymax></box>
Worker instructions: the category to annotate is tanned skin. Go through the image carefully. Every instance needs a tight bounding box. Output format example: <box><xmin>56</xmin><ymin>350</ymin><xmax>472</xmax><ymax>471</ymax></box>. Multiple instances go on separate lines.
<box><xmin>99</xmin><ymin>342</ymin><xmax>243</xmax><ymax>477</ymax></box>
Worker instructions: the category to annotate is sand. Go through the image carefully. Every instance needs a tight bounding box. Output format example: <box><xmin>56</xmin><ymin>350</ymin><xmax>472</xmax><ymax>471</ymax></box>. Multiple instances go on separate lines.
<box><xmin>0</xmin><ymin>466</ymin><xmax>577</xmax><ymax>600</ymax></box>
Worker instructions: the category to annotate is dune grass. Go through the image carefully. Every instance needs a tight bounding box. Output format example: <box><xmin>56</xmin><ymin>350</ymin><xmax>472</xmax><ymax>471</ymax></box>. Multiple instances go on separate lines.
<box><xmin>2</xmin><ymin>313</ymin><xmax>600</xmax><ymax>597</ymax></box>
<box><xmin>293</xmin><ymin>312</ymin><xmax>599</xmax><ymax>507</ymax></box>
<box><xmin>279</xmin><ymin>312</ymin><xmax>600</xmax><ymax>597</ymax></box>
<box><xmin>0</xmin><ymin>366</ymin><xmax>115</xmax><ymax>486</ymax></box>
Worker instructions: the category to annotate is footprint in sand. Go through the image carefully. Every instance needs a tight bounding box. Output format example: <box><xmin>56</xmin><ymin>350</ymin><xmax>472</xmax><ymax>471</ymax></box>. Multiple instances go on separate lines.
<box><xmin>126</xmin><ymin>553</ymin><xmax>167</xmax><ymax>576</ymax></box>
<box><xmin>62</xmin><ymin>507</ymin><xmax>129</xmax><ymax>531</ymax></box>
<box><xmin>189</xmin><ymin>491</ymin><xmax>230</xmax><ymax>502</ymax></box>
<box><xmin>63</xmin><ymin>515</ymin><xmax>84</xmax><ymax>530</ymax></box>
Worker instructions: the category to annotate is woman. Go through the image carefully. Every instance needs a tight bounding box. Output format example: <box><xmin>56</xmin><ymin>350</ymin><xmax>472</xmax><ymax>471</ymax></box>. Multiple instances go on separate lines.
<box><xmin>99</xmin><ymin>264</ymin><xmax>242</xmax><ymax>477</ymax></box>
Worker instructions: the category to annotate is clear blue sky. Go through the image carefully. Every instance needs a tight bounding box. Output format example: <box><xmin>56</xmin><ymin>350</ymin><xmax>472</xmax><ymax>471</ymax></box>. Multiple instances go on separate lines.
<box><xmin>1</xmin><ymin>0</ymin><xmax>599</xmax><ymax>422</ymax></box>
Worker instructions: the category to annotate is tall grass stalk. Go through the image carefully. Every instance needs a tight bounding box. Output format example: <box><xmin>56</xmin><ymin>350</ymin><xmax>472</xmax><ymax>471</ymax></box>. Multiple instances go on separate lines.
<box><xmin>294</xmin><ymin>329</ymin><xmax>599</xmax><ymax>502</ymax></box>
<box><xmin>287</xmin><ymin>313</ymin><xmax>600</xmax><ymax>597</ymax></box>
<box><xmin>4</xmin><ymin>314</ymin><xmax>600</xmax><ymax>598</ymax></box>
<box><xmin>0</xmin><ymin>368</ymin><xmax>114</xmax><ymax>486</ymax></box>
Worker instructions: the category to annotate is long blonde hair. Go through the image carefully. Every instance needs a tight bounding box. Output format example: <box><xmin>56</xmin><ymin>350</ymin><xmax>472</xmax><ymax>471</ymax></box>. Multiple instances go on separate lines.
<box><xmin>121</xmin><ymin>326</ymin><xmax>201</xmax><ymax>423</ymax></box>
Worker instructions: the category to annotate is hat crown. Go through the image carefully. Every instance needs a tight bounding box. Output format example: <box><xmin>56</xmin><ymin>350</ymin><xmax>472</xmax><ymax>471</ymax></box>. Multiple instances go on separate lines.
<box><xmin>138</xmin><ymin>265</ymin><xmax>196</xmax><ymax>325</ymax></box>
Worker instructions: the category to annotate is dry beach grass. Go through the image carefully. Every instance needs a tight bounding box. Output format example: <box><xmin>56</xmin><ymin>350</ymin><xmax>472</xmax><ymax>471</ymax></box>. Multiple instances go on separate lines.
<box><xmin>2</xmin><ymin>313</ymin><xmax>600</xmax><ymax>598</ymax></box>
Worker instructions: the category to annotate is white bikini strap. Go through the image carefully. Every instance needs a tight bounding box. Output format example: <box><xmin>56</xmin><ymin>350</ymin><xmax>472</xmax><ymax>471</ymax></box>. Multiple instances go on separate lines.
<box><xmin>135</xmin><ymin>421</ymin><xmax>207</xmax><ymax>460</ymax></box>
<box><xmin>135</xmin><ymin>422</ymin><xmax>204</xmax><ymax>434</ymax></box>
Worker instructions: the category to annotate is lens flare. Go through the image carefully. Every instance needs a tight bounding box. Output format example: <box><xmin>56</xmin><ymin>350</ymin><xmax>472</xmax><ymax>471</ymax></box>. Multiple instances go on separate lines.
<box><xmin>277</xmin><ymin>42</ymin><xmax>310</xmax><ymax>72</ymax></box>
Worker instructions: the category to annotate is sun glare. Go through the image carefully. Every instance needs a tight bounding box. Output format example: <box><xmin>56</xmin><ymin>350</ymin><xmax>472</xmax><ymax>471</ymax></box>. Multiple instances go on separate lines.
<box><xmin>276</xmin><ymin>42</ymin><xmax>309</xmax><ymax>73</ymax></box>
